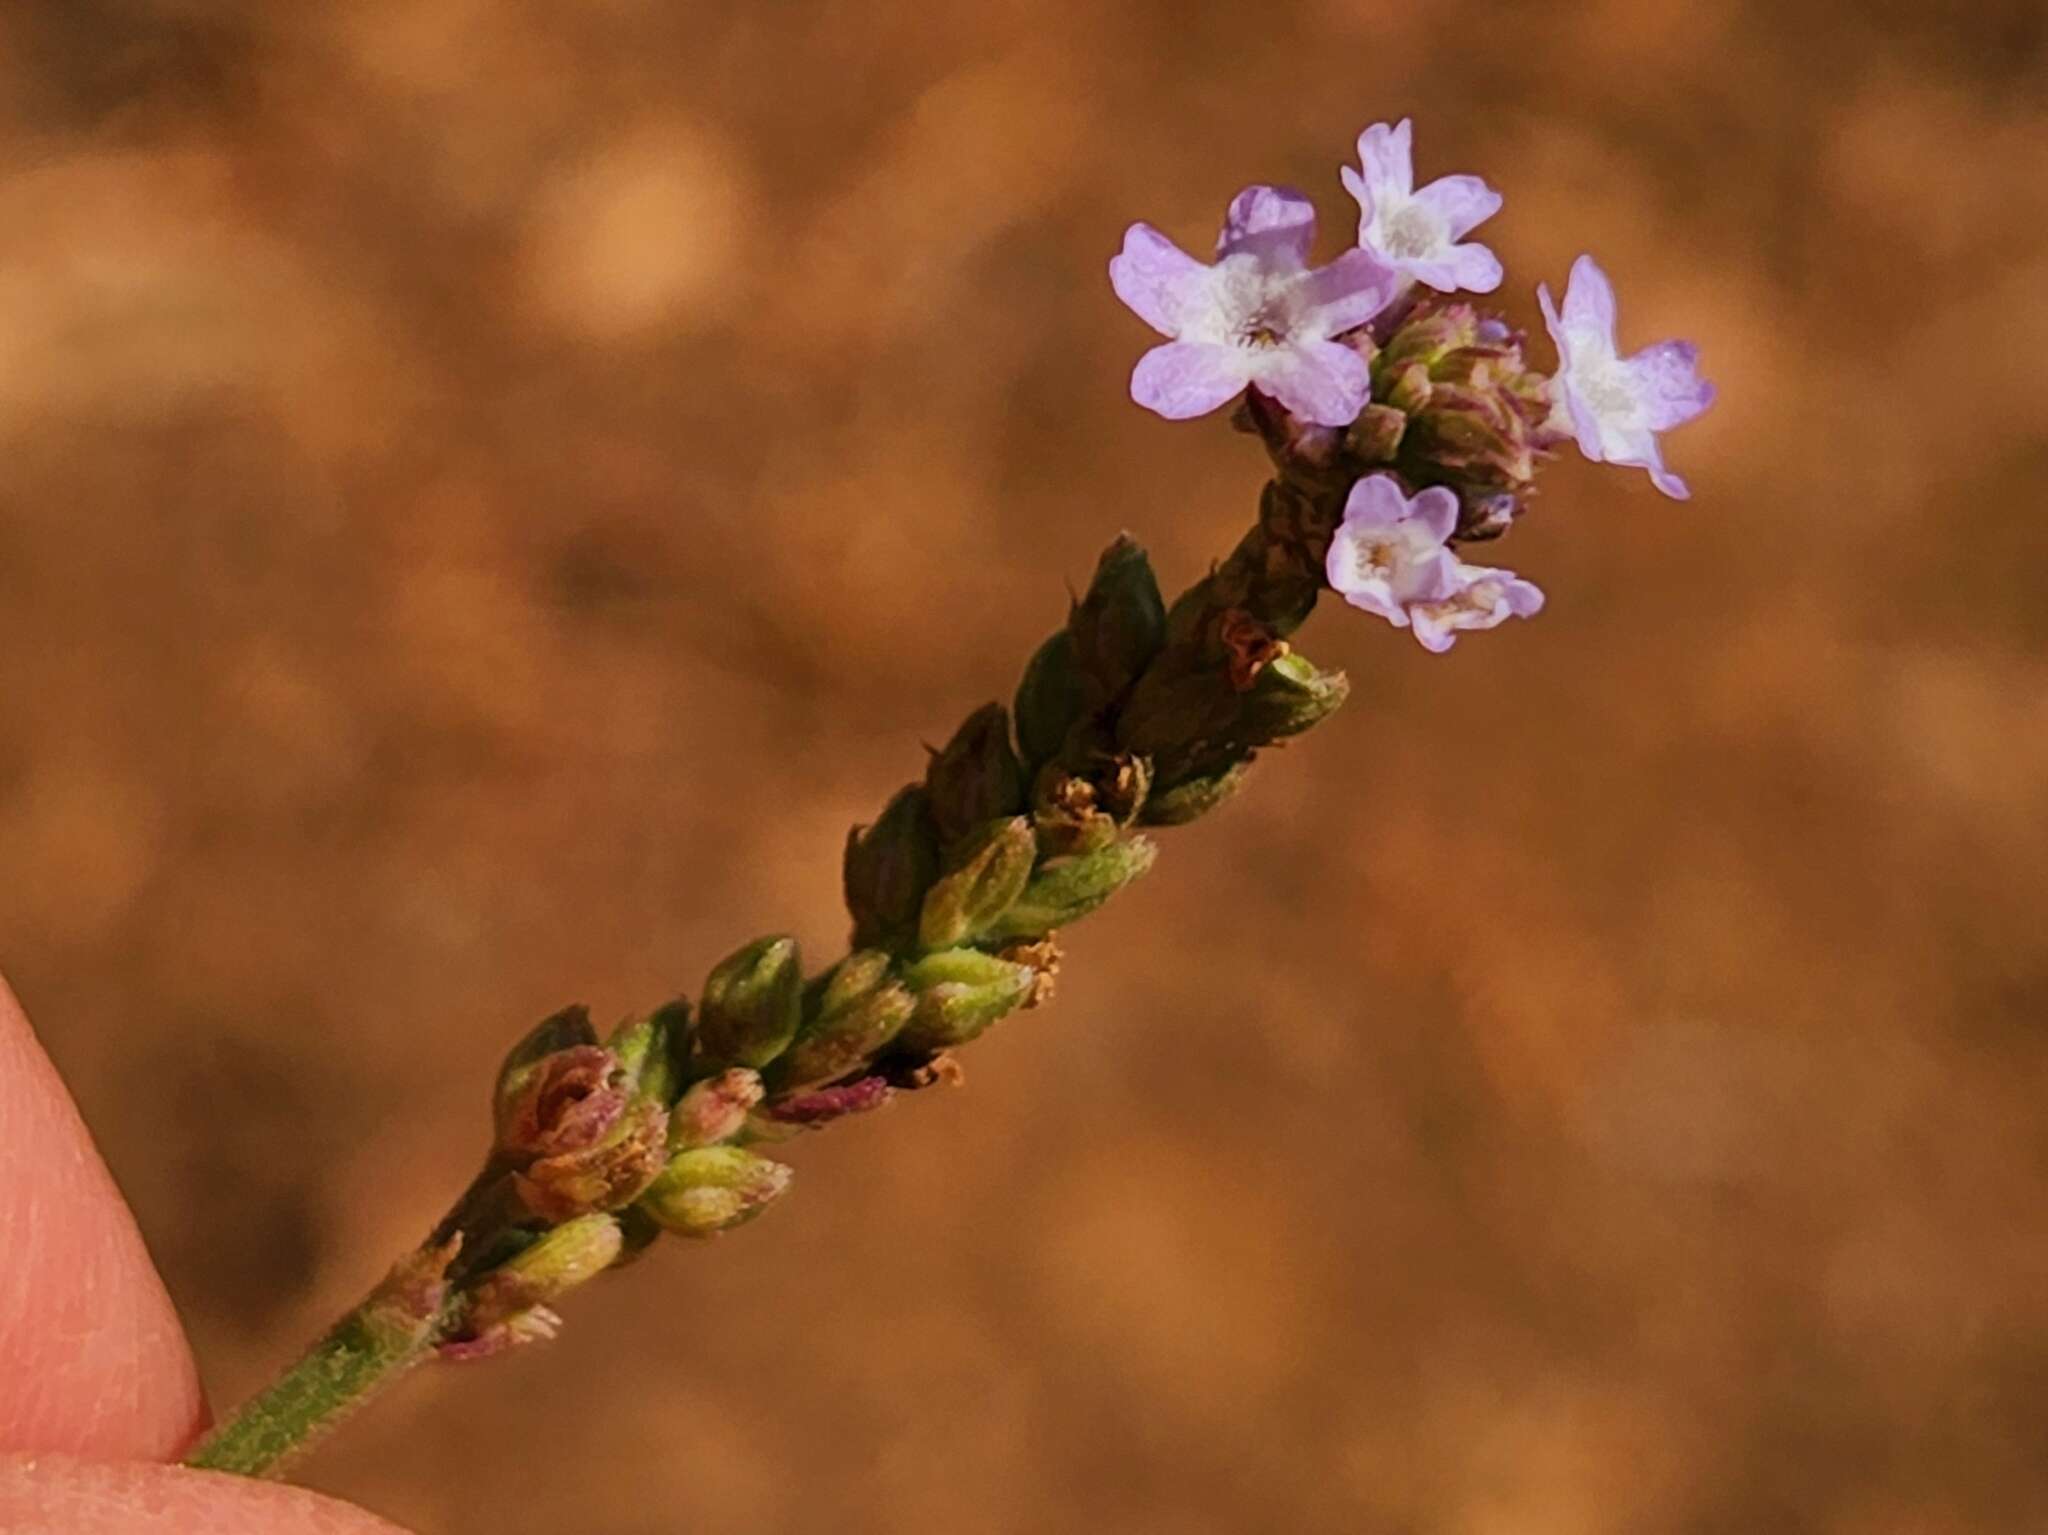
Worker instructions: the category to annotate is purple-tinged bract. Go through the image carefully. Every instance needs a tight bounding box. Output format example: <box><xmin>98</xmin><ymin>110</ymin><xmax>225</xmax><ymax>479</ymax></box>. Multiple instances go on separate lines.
<box><xmin>1111</xmin><ymin>185</ymin><xmax>1400</xmax><ymax>427</ymax></box>
<box><xmin>1539</xmin><ymin>254</ymin><xmax>1714</xmax><ymax>499</ymax></box>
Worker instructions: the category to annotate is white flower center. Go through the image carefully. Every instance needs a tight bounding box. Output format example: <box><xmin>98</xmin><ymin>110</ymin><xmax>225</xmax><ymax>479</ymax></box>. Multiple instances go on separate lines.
<box><xmin>1380</xmin><ymin>202</ymin><xmax>1445</xmax><ymax>261</ymax></box>
<box><xmin>1350</xmin><ymin>537</ymin><xmax>1397</xmax><ymax>583</ymax></box>
<box><xmin>1568</xmin><ymin>334</ymin><xmax>1644</xmax><ymax>431</ymax></box>
<box><xmin>1190</xmin><ymin>254</ymin><xmax>1307</xmax><ymax>350</ymax></box>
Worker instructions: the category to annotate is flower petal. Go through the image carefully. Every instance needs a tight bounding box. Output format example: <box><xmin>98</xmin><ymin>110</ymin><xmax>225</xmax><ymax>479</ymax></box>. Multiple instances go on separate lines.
<box><xmin>1599</xmin><ymin>424</ymin><xmax>1692</xmax><ymax>499</ymax></box>
<box><xmin>1297</xmin><ymin>248</ymin><xmax>1402</xmax><ymax>335</ymax></box>
<box><xmin>1109</xmin><ymin>223</ymin><xmax>1211</xmax><ymax>337</ymax></box>
<box><xmin>1649</xmin><ymin>465</ymin><xmax>1692</xmax><ymax>500</ymax></box>
<box><xmin>1404</xmin><ymin>241</ymin><xmax>1504</xmax><ymax>295</ymax></box>
<box><xmin>1502</xmin><ymin>575</ymin><xmax>1546</xmax><ymax>617</ymax></box>
<box><xmin>1251</xmin><ymin>339</ymin><xmax>1369</xmax><ymax>427</ymax></box>
<box><xmin>1129</xmin><ymin>341</ymin><xmax>1251</xmax><ymax>420</ymax></box>
<box><xmin>1562</xmin><ymin>253</ymin><xmax>1618</xmax><ymax>340</ymax></box>
<box><xmin>1216</xmin><ymin>185</ymin><xmax>1316</xmax><ymax>267</ymax></box>
<box><xmin>1410</xmin><ymin>610</ymin><xmax>1458</xmax><ymax>652</ymax></box>
<box><xmin>1350</xmin><ymin>119</ymin><xmax>1415</xmax><ymax>213</ymax></box>
<box><xmin>1411</xmin><ymin>485</ymin><xmax>1461</xmax><ymax>543</ymax></box>
<box><xmin>1412</xmin><ymin>174</ymin><xmax>1502</xmax><ymax>240</ymax></box>
<box><xmin>1340</xmin><ymin>472</ymin><xmax>1412</xmax><ymax>531</ymax></box>
<box><xmin>1537</xmin><ymin>280</ymin><xmax>1567</xmax><ymax>356</ymax></box>
<box><xmin>1626</xmin><ymin>340</ymin><xmax>1715</xmax><ymax>431</ymax></box>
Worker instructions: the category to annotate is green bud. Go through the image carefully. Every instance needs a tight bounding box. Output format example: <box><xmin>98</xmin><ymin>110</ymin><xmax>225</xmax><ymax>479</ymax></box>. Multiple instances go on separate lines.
<box><xmin>1385</xmin><ymin>361</ymin><xmax>1433</xmax><ymax>416</ymax></box>
<box><xmin>1068</xmin><ymin>536</ymin><xmax>1166</xmax><ymax>706</ymax></box>
<box><xmin>895</xmin><ymin>947</ymin><xmax>1039</xmax><ymax>1051</ymax></box>
<box><xmin>843</xmin><ymin>785</ymin><xmax>941</xmax><ymax>948</ymax></box>
<box><xmin>925</xmin><ymin>703</ymin><xmax>1025</xmax><ymax>846</ymax></box>
<box><xmin>917</xmin><ymin>815</ymin><xmax>1038</xmax><ymax>950</ymax></box>
<box><xmin>696</xmin><ymin>936</ymin><xmax>804</xmax><ymax>1070</ymax></box>
<box><xmin>464</xmin><ymin>1213</ymin><xmax>624</xmax><ymax>1341</ymax></box>
<box><xmin>1372</xmin><ymin>301</ymin><xmax>1556</xmax><ymax>510</ymax></box>
<box><xmin>1014</xmin><ymin>630</ymin><xmax>1087</xmax><ymax>770</ymax></box>
<box><xmin>639</xmin><ymin>1145</ymin><xmax>793</xmax><ymax>1238</ymax></box>
<box><xmin>1233</xmin><ymin>652</ymin><xmax>1349</xmax><ymax>745</ymax></box>
<box><xmin>1345</xmin><ymin>402</ymin><xmax>1409</xmax><ymax>464</ymax></box>
<box><xmin>985</xmin><ymin>836</ymin><xmax>1160</xmax><ymax>941</ymax></box>
<box><xmin>770</xmin><ymin>979</ymin><xmax>915</xmax><ymax>1093</ymax></box>
<box><xmin>486</xmin><ymin>1228</ymin><xmax>619</xmax><ymax>1344</ymax></box>
<box><xmin>1142</xmin><ymin>757</ymin><xmax>1254</xmax><ymax>825</ymax></box>
<box><xmin>670</xmin><ymin>1067</ymin><xmax>765</xmax><ymax>1148</ymax></box>
<box><xmin>817</xmin><ymin>948</ymin><xmax>895</xmax><ymax>1016</ymax></box>
<box><xmin>606</xmin><ymin>1005</ymin><xmax>682</xmax><ymax>1107</ymax></box>
<box><xmin>493</xmin><ymin>1005</ymin><xmax>598</xmax><ymax>1140</ymax></box>
<box><xmin>1115</xmin><ymin>660</ymin><xmax>1243</xmax><ymax>761</ymax></box>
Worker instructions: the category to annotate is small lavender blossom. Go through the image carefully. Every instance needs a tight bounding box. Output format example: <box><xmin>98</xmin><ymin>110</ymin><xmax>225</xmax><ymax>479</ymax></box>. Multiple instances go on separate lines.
<box><xmin>1342</xmin><ymin>119</ymin><xmax>1503</xmax><ymax>295</ymax></box>
<box><xmin>1407</xmin><ymin>561</ymin><xmax>1545</xmax><ymax>653</ymax></box>
<box><xmin>1539</xmin><ymin>254</ymin><xmax>1715</xmax><ymax>499</ymax></box>
<box><xmin>1326</xmin><ymin>474</ymin><xmax>1543</xmax><ymax>652</ymax></box>
<box><xmin>1110</xmin><ymin>185</ymin><xmax>1399</xmax><ymax>427</ymax></box>
<box><xmin>1324</xmin><ymin>474</ymin><xmax>1461</xmax><ymax>626</ymax></box>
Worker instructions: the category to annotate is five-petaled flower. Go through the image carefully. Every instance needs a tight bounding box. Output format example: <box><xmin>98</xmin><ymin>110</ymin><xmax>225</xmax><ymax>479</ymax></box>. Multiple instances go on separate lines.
<box><xmin>1343</xmin><ymin>119</ymin><xmax>1504</xmax><ymax>296</ymax></box>
<box><xmin>1539</xmin><ymin>254</ymin><xmax>1715</xmax><ymax>500</ymax></box>
<box><xmin>1326</xmin><ymin>474</ymin><xmax>1543</xmax><ymax>652</ymax></box>
<box><xmin>1110</xmin><ymin>184</ymin><xmax>1399</xmax><ymax>427</ymax></box>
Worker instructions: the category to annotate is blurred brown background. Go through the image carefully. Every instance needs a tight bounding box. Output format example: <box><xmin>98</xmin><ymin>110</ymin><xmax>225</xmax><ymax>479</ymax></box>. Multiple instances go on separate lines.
<box><xmin>2</xmin><ymin>1</ymin><xmax>2046</xmax><ymax>1530</ymax></box>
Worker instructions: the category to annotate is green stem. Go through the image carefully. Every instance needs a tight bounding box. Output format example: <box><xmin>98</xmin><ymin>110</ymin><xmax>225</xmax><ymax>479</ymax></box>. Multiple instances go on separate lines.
<box><xmin>184</xmin><ymin>1242</ymin><xmax>459</xmax><ymax>1478</ymax></box>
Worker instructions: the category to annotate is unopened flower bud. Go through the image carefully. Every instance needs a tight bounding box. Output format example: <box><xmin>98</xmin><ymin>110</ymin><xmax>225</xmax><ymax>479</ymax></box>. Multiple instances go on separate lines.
<box><xmin>1068</xmin><ymin>536</ymin><xmax>1166</xmax><ymax>707</ymax></box>
<box><xmin>1142</xmin><ymin>757</ymin><xmax>1254</xmax><ymax>826</ymax></box>
<box><xmin>763</xmin><ymin>1074</ymin><xmax>894</xmax><ymax>1127</ymax></box>
<box><xmin>843</xmin><ymin>785</ymin><xmax>941</xmax><ymax>949</ymax></box>
<box><xmin>984</xmin><ymin>836</ymin><xmax>1160</xmax><ymax>941</ymax></box>
<box><xmin>1345</xmin><ymin>402</ymin><xmax>1409</xmax><ymax>464</ymax></box>
<box><xmin>918</xmin><ymin>815</ymin><xmax>1038</xmax><ymax>950</ymax></box>
<box><xmin>606</xmin><ymin>1002</ymin><xmax>684</xmax><ymax>1108</ymax></box>
<box><xmin>454</xmin><ymin>1213</ymin><xmax>624</xmax><ymax>1356</ymax></box>
<box><xmin>895</xmin><ymin>947</ymin><xmax>1040</xmax><ymax>1051</ymax></box>
<box><xmin>925</xmin><ymin>704</ymin><xmax>1025</xmax><ymax>847</ymax></box>
<box><xmin>1456</xmin><ymin>492</ymin><xmax>1520</xmax><ymax>542</ymax></box>
<box><xmin>816</xmin><ymin>948</ymin><xmax>893</xmax><ymax>1016</ymax></box>
<box><xmin>1115</xmin><ymin>661</ymin><xmax>1243</xmax><ymax>761</ymax></box>
<box><xmin>1371</xmin><ymin>301</ymin><xmax>1555</xmax><ymax>506</ymax></box>
<box><xmin>639</xmin><ymin>1146</ymin><xmax>793</xmax><ymax>1238</ymax></box>
<box><xmin>493</xmin><ymin>1005</ymin><xmax>599</xmax><ymax>1140</ymax></box>
<box><xmin>695</xmin><ymin>936</ymin><xmax>805</xmax><ymax>1070</ymax></box>
<box><xmin>670</xmin><ymin>1067</ymin><xmax>765</xmax><ymax>1149</ymax></box>
<box><xmin>1014</xmin><ymin>630</ymin><xmax>1088</xmax><ymax>770</ymax></box>
<box><xmin>769</xmin><ymin>976</ymin><xmax>915</xmax><ymax>1094</ymax></box>
<box><xmin>1234</xmin><ymin>652</ymin><xmax>1349</xmax><ymax>745</ymax></box>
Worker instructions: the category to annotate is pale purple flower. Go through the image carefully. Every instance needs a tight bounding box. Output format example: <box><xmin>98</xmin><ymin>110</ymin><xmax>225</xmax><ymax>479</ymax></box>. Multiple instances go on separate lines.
<box><xmin>1325</xmin><ymin>474</ymin><xmax>1460</xmax><ymax>625</ymax></box>
<box><xmin>1341</xmin><ymin>119</ymin><xmax>1504</xmax><ymax>295</ymax></box>
<box><xmin>1110</xmin><ymin>185</ymin><xmax>1400</xmax><ymax>427</ymax></box>
<box><xmin>1326</xmin><ymin>474</ymin><xmax>1543</xmax><ymax>652</ymax></box>
<box><xmin>1539</xmin><ymin>254</ymin><xmax>1715</xmax><ymax>500</ymax></box>
<box><xmin>1407</xmin><ymin>562</ymin><xmax>1546</xmax><ymax>654</ymax></box>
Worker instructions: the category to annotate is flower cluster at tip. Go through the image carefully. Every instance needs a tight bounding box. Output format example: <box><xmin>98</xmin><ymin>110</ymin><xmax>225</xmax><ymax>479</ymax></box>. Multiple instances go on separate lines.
<box><xmin>1111</xmin><ymin>118</ymin><xmax>1714</xmax><ymax>651</ymax></box>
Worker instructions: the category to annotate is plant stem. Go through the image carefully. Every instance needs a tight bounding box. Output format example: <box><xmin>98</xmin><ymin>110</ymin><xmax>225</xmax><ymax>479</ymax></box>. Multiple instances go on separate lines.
<box><xmin>184</xmin><ymin>1241</ymin><xmax>460</xmax><ymax>1478</ymax></box>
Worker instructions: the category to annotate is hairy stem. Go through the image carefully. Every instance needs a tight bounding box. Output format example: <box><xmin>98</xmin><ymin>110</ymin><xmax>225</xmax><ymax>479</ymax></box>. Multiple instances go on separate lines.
<box><xmin>184</xmin><ymin>1241</ymin><xmax>462</xmax><ymax>1477</ymax></box>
